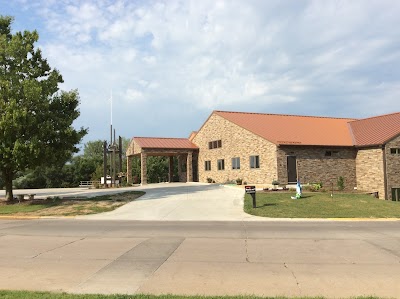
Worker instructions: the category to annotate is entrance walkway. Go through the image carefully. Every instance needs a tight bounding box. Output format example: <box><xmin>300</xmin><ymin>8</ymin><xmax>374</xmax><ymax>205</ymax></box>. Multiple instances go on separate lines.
<box><xmin>80</xmin><ymin>183</ymin><xmax>259</xmax><ymax>221</ymax></box>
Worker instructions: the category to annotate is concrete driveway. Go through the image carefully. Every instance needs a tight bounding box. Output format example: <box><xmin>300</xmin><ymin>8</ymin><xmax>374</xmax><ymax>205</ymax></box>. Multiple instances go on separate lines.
<box><xmin>80</xmin><ymin>183</ymin><xmax>259</xmax><ymax>221</ymax></box>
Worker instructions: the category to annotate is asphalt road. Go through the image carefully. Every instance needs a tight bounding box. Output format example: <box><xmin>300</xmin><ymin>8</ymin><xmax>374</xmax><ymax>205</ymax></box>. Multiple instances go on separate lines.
<box><xmin>1</xmin><ymin>219</ymin><xmax>400</xmax><ymax>297</ymax></box>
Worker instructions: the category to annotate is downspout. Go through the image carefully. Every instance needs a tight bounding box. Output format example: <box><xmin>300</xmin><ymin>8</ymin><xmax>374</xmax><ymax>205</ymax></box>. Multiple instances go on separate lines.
<box><xmin>382</xmin><ymin>145</ymin><xmax>388</xmax><ymax>200</ymax></box>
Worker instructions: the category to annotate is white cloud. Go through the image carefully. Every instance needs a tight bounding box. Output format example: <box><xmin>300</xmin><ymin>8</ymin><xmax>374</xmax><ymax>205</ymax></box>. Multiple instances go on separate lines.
<box><xmin>124</xmin><ymin>88</ymin><xmax>145</xmax><ymax>104</ymax></box>
<box><xmin>5</xmin><ymin>0</ymin><xmax>400</xmax><ymax>141</ymax></box>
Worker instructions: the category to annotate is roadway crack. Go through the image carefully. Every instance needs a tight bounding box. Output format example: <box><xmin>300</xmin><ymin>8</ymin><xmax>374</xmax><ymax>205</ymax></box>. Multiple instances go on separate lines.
<box><xmin>364</xmin><ymin>239</ymin><xmax>400</xmax><ymax>259</ymax></box>
<box><xmin>241</xmin><ymin>221</ymin><xmax>250</xmax><ymax>262</ymax></box>
<box><xmin>284</xmin><ymin>262</ymin><xmax>301</xmax><ymax>294</ymax></box>
<box><xmin>31</xmin><ymin>237</ymin><xmax>85</xmax><ymax>259</ymax></box>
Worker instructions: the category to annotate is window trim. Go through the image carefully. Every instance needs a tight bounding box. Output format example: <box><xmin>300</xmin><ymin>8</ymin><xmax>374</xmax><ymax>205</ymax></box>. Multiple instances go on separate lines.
<box><xmin>325</xmin><ymin>150</ymin><xmax>339</xmax><ymax>157</ymax></box>
<box><xmin>250</xmin><ymin>155</ymin><xmax>260</xmax><ymax>169</ymax></box>
<box><xmin>390</xmin><ymin>148</ymin><xmax>400</xmax><ymax>154</ymax></box>
<box><xmin>232</xmin><ymin>157</ymin><xmax>240</xmax><ymax>170</ymax></box>
<box><xmin>217</xmin><ymin>159</ymin><xmax>225</xmax><ymax>170</ymax></box>
<box><xmin>208</xmin><ymin>140</ymin><xmax>222</xmax><ymax>149</ymax></box>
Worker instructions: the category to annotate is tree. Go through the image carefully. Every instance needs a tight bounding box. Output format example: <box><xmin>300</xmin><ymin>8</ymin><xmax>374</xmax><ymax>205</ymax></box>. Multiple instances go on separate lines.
<box><xmin>83</xmin><ymin>140</ymin><xmax>104</xmax><ymax>162</ymax></box>
<box><xmin>0</xmin><ymin>16</ymin><xmax>87</xmax><ymax>200</ymax></box>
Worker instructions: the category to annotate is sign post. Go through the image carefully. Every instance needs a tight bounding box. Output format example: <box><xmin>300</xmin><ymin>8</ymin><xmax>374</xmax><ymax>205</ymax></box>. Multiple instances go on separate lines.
<box><xmin>245</xmin><ymin>185</ymin><xmax>256</xmax><ymax>208</ymax></box>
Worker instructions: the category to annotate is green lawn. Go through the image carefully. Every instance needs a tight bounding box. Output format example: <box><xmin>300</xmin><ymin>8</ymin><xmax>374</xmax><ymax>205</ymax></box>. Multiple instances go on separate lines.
<box><xmin>0</xmin><ymin>203</ymin><xmax>49</xmax><ymax>214</ymax></box>
<box><xmin>244</xmin><ymin>192</ymin><xmax>400</xmax><ymax>218</ymax></box>
<box><xmin>0</xmin><ymin>291</ymin><xmax>382</xmax><ymax>299</ymax></box>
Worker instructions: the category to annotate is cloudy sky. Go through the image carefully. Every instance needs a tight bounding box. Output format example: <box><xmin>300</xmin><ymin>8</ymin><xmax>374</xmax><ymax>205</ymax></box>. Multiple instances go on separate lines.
<box><xmin>2</xmin><ymin>0</ymin><xmax>400</xmax><ymax>144</ymax></box>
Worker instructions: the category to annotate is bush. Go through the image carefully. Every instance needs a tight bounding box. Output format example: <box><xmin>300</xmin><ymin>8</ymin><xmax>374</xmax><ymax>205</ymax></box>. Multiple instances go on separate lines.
<box><xmin>337</xmin><ymin>176</ymin><xmax>345</xmax><ymax>191</ymax></box>
<box><xmin>207</xmin><ymin>177</ymin><xmax>213</xmax><ymax>183</ymax></box>
<box><xmin>236</xmin><ymin>178</ymin><xmax>243</xmax><ymax>185</ymax></box>
<box><xmin>310</xmin><ymin>182</ymin><xmax>323</xmax><ymax>192</ymax></box>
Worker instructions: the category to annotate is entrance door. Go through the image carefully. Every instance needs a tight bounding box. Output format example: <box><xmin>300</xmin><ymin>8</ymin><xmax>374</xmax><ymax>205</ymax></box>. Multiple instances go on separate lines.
<box><xmin>287</xmin><ymin>156</ymin><xmax>297</xmax><ymax>183</ymax></box>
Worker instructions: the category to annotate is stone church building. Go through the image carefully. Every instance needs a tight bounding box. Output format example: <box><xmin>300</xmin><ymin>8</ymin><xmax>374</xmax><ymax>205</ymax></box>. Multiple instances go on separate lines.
<box><xmin>126</xmin><ymin>110</ymin><xmax>400</xmax><ymax>201</ymax></box>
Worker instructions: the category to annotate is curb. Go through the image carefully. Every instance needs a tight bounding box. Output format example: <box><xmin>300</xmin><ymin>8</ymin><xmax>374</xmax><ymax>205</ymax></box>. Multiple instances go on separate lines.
<box><xmin>0</xmin><ymin>215</ymin><xmax>76</xmax><ymax>220</ymax></box>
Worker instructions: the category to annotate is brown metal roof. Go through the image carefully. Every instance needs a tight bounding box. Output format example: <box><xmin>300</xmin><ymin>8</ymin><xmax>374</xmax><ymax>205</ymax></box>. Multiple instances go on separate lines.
<box><xmin>134</xmin><ymin>137</ymin><xmax>198</xmax><ymax>149</ymax></box>
<box><xmin>349</xmin><ymin>112</ymin><xmax>400</xmax><ymax>146</ymax></box>
<box><xmin>215</xmin><ymin>111</ymin><xmax>356</xmax><ymax>146</ymax></box>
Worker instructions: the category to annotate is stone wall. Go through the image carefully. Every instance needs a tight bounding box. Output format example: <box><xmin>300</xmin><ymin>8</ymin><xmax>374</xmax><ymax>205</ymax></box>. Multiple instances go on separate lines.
<box><xmin>192</xmin><ymin>113</ymin><xmax>278</xmax><ymax>184</ymax></box>
<box><xmin>356</xmin><ymin>148</ymin><xmax>385</xmax><ymax>198</ymax></box>
<box><xmin>277</xmin><ymin>146</ymin><xmax>357</xmax><ymax>190</ymax></box>
<box><xmin>385</xmin><ymin>134</ymin><xmax>400</xmax><ymax>200</ymax></box>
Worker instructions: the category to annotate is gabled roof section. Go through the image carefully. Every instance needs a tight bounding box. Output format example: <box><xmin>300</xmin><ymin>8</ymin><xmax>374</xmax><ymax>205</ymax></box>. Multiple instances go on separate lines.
<box><xmin>214</xmin><ymin>111</ymin><xmax>356</xmax><ymax>146</ymax></box>
<box><xmin>133</xmin><ymin>137</ymin><xmax>198</xmax><ymax>149</ymax></box>
<box><xmin>188</xmin><ymin>131</ymin><xmax>197</xmax><ymax>141</ymax></box>
<box><xmin>349</xmin><ymin>112</ymin><xmax>400</xmax><ymax>146</ymax></box>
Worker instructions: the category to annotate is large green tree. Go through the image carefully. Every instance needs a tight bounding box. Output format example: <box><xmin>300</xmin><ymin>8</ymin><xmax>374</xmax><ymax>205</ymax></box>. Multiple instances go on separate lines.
<box><xmin>0</xmin><ymin>16</ymin><xmax>87</xmax><ymax>200</ymax></box>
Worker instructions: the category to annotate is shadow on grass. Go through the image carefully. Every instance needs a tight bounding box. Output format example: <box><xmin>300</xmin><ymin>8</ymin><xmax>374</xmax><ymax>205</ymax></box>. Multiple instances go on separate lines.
<box><xmin>258</xmin><ymin>203</ymin><xmax>277</xmax><ymax>208</ymax></box>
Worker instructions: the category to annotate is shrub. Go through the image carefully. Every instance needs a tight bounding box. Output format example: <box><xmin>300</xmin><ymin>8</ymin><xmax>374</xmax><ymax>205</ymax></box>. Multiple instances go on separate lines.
<box><xmin>337</xmin><ymin>176</ymin><xmax>345</xmax><ymax>191</ymax></box>
<box><xmin>272</xmin><ymin>180</ymin><xmax>280</xmax><ymax>186</ymax></box>
<box><xmin>310</xmin><ymin>182</ymin><xmax>323</xmax><ymax>192</ymax></box>
<box><xmin>236</xmin><ymin>178</ymin><xmax>243</xmax><ymax>185</ymax></box>
<box><xmin>207</xmin><ymin>177</ymin><xmax>213</xmax><ymax>183</ymax></box>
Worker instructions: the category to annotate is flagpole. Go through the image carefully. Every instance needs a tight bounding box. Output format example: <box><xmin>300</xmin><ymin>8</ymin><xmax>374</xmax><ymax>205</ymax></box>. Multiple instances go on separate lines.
<box><xmin>110</xmin><ymin>90</ymin><xmax>113</xmax><ymax>144</ymax></box>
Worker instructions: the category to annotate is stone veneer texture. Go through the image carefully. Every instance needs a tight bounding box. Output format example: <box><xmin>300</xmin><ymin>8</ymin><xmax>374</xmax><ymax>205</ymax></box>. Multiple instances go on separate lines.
<box><xmin>356</xmin><ymin>148</ymin><xmax>385</xmax><ymax>199</ymax></box>
<box><xmin>277</xmin><ymin>146</ymin><xmax>357</xmax><ymax>189</ymax></box>
<box><xmin>385</xmin><ymin>134</ymin><xmax>400</xmax><ymax>200</ymax></box>
<box><xmin>192</xmin><ymin>113</ymin><xmax>278</xmax><ymax>184</ymax></box>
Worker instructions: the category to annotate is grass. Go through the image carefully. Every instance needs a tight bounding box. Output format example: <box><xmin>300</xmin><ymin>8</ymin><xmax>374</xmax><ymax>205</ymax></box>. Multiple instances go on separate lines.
<box><xmin>0</xmin><ymin>291</ymin><xmax>384</xmax><ymax>299</ymax></box>
<box><xmin>244</xmin><ymin>191</ymin><xmax>400</xmax><ymax>218</ymax></box>
<box><xmin>0</xmin><ymin>204</ymin><xmax>49</xmax><ymax>214</ymax></box>
<box><xmin>0</xmin><ymin>191</ymin><xmax>145</xmax><ymax>216</ymax></box>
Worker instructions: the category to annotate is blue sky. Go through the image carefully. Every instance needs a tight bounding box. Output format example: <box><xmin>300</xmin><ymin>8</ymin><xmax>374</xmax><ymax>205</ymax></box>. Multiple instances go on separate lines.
<box><xmin>1</xmin><ymin>0</ymin><xmax>400</xmax><ymax>145</ymax></box>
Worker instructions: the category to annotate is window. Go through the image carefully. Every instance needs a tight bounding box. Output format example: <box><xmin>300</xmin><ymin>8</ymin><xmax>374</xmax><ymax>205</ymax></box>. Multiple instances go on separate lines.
<box><xmin>392</xmin><ymin>188</ymin><xmax>400</xmax><ymax>201</ymax></box>
<box><xmin>390</xmin><ymin>148</ymin><xmax>400</xmax><ymax>154</ymax></box>
<box><xmin>205</xmin><ymin>160</ymin><xmax>211</xmax><ymax>171</ymax></box>
<box><xmin>217</xmin><ymin>159</ymin><xmax>225</xmax><ymax>170</ymax></box>
<box><xmin>232</xmin><ymin>157</ymin><xmax>240</xmax><ymax>170</ymax></box>
<box><xmin>208</xmin><ymin>140</ymin><xmax>222</xmax><ymax>149</ymax></box>
<box><xmin>250</xmin><ymin>155</ymin><xmax>260</xmax><ymax>169</ymax></box>
<box><xmin>325</xmin><ymin>150</ymin><xmax>339</xmax><ymax>156</ymax></box>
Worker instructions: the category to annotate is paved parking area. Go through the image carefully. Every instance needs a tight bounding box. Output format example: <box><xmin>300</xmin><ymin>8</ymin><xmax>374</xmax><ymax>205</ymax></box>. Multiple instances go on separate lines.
<box><xmin>0</xmin><ymin>186</ymin><xmax>139</xmax><ymax>199</ymax></box>
<box><xmin>1</xmin><ymin>183</ymin><xmax>260</xmax><ymax>221</ymax></box>
<box><xmin>80</xmin><ymin>183</ymin><xmax>260</xmax><ymax>221</ymax></box>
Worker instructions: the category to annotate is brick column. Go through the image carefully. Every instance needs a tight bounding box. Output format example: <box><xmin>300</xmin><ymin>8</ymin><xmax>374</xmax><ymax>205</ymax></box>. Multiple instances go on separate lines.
<box><xmin>187</xmin><ymin>151</ymin><xmax>193</xmax><ymax>182</ymax></box>
<box><xmin>126</xmin><ymin>156</ymin><xmax>132</xmax><ymax>184</ymax></box>
<box><xmin>141</xmin><ymin>153</ymin><xmax>147</xmax><ymax>185</ymax></box>
<box><xmin>169</xmin><ymin>156</ymin><xmax>174</xmax><ymax>183</ymax></box>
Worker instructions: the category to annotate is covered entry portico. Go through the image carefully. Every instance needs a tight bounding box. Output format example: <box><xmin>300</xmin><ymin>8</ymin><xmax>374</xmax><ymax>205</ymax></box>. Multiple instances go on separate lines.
<box><xmin>126</xmin><ymin>137</ymin><xmax>199</xmax><ymax>185</ymax></box>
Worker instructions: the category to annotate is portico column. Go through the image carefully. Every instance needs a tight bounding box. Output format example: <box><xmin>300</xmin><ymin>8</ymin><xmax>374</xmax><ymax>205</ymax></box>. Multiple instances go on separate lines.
<box><xmin>126</xmin><ymin>155</ymin><xmax>132</xmax><ymax>184</ymax></box>
<box><xmin>169</xmin><ymin>156</ymin><xmax>174</xmax><ymax>183</ymax></box>
<box><xmin>141</xmin><ymin>152</ymin><xmax>147</xmax><ymax>185</ymax></box>
<box><xmin>187</xmin><ymin>151</ymin><xmax>193</xmax><ymax>182</ymax></box>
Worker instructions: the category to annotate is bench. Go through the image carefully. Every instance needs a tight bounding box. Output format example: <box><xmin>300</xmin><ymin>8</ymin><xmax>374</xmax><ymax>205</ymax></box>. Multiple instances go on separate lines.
<box><xmin>79</xmin><ymin>181</ymin><xmax>100</xmax><ymax>188</ymax></box>
<box><xmin>16</xmin><ymin>194</ymin><xmax>36</xmax><ymax>202</ymax></box>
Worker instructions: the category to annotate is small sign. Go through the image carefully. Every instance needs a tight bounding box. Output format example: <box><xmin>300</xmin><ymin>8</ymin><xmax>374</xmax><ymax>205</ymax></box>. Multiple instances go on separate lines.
<box><xmin>245</xmin><ymin>185</ymin><xmax>256</xmax><ymax>194</ymax></box>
